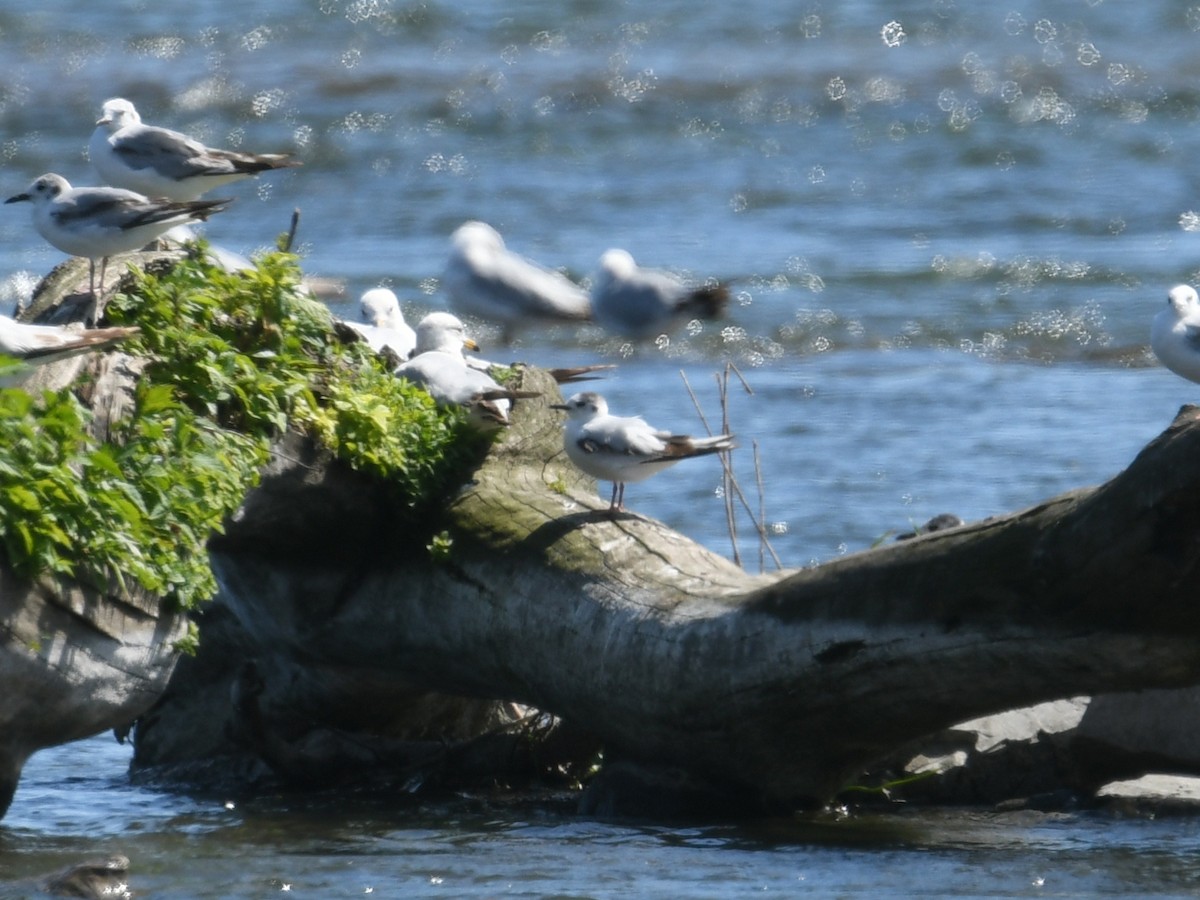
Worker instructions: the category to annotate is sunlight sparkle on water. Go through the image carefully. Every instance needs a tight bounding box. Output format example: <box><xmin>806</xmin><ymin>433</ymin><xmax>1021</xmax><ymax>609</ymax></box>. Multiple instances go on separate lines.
<box><xmin>880</xmin><ymin>21</ymin><xmax>906</xmax><ymax>48</ymax></box>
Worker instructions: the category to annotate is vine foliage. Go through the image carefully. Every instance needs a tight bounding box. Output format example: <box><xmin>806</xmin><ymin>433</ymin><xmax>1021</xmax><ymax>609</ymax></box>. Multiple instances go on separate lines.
<box><xmin>0</xmin><ymin>245</ymin><xmax>483</xmax><ymax>611</ymax></box>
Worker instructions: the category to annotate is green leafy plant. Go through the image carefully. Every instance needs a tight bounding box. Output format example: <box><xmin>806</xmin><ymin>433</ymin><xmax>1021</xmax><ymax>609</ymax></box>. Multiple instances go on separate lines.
<box><xmin>0</xmin><ymin>244</ymin><xmax>486</xmax><ymax>613</ymax></box>
<box><xmin>426</xmin><ymin>529</ymin><xmax>454</xmax><ymax>563</ymax></box>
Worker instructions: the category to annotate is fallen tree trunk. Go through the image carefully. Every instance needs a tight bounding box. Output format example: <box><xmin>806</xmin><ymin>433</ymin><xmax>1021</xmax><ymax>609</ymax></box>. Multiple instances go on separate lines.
<box><xmin>14</xmin><ymin>255</ymin><xmax>1200</xmax><ymax>817</ymax></box>
<box><xmin>188</xmin><ymin>360</ymin><xmax>1200</xmax><ymax>811</ymax></box>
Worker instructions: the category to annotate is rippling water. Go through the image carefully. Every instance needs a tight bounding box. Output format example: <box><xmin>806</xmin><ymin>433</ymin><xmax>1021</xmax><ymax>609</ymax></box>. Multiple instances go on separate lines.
<box><xmin>8</xmin><ymin>736</ymin><xmax>1200</xmax><ymax>898</ymax></box>
<box><xmin>3</xmin><ymin>0</ymin><xmax>1200</xmax><ymax>895</ymax></box>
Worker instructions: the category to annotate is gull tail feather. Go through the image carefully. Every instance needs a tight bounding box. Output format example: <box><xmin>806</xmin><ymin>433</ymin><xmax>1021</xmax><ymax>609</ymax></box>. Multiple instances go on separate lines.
<box><xmin>21</xmin><ymin>325</ymin><xmax>140</xmax><ymax>363</ymax></box>
<box><xmin>683</xmin><ymin>283</ymin><xmax>730</xmax><ymax>320</ymax></box>
<box><xmin>656</xmin><ymin>432</ymin><xmax>736</xmax><ymax>462</ymax></box>
<box><xmin>550</xmin><ymin>364</ymin><xmax>617</xmax><ymax>384</ymax></box>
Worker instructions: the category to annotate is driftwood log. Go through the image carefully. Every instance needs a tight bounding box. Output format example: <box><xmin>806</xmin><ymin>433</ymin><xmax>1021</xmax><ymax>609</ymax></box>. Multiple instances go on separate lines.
<box><xmin>9</xmin><ymin>255</ymin><xmax>1200</xmax><ymax>820</ymax></box>
<box><xmin>172</xmin><ymin>358</ymin><xmax>1200</xmax><ymax>812</ymax></box>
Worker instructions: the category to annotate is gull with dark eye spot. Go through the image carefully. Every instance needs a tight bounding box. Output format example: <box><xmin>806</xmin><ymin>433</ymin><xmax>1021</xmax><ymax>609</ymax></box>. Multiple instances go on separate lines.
<box><xmin>550</xmin><ymin>390</ymin><xmax>735</xmax><ymax>512</ymax></box>
<box><xmin>5</xmin><ymin>173</ymin><xmax>231</xmax><ymax>322</ymax></box>
<box><xmin>89</xmin><ymin>97</ymin><xmax>301</xmax><ymax>201</ymax></box>
<box><xmin>1151</xmin><ymin>284</ymin><xmax>1200</xmax><ymax>384</ymax></box>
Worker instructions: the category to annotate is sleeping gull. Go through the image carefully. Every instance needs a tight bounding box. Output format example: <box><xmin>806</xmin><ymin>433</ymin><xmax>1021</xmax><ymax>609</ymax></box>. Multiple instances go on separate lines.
<box><xmin>590</xmin><ymin>248</ymin><xmax>729</xmax><ymax>339</ymax></box>
<box><xmin>551</xmin><ymin>390</ymin><xmax>736</xmax><ymax>512</ymax></box>
<box><xmin>1151</xmin><ymin>284</ymin><xmax>1200</xmax><ymax>384</ymax></box>
<box><xmin>89</xmin><ymin>97</ymin><xmax>301</xmax><ymax>201</ymax></box>
<box><xmin>5</xmin><ymin>173</ymin><xmax>231</xmax><ymax>320</ymax></box>
<box><xmin>342</xmin><ymin>288</ymin><xmax>417</xmax><ymax>359</ymax></box>
<box><xmin>442</xmin><ymin>221</ymin><xmax>590</xmax><ymax>340</ymax></box>
<box><xmin>396</xmin><ymin>312</ymin><xmax>538</xmax><ymax>430</ymax></box>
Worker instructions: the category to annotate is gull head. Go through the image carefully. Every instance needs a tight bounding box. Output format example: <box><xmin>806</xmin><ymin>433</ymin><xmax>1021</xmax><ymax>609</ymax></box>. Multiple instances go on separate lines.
<box><xmin>451</xmin><ymin>220</ymin><xmax>504</xmax><ymax>255</ymax></box>
<box><xmin>551</xmin><ymin>391</ymin><xmax>609</xmax><ymax>420</ymax></box>
<box><xmin>598</xmin><ymin>248</ymin><xmax>638</xmax><ymax>282</ymax></box>
<box><xmin>5</xmin><ymin>173</ymin><xmax>71</xmax><ymax>206</ymax></box>
<box><xmin>360</xmin><ymin>288</ymin><xmax>404</xmax><ymax>328</ymax></box>
<box><xmin>414</xmin><ymin>311</ymin><xmax>478</xmax><ymax>356</ymax></box>
<box><xmin>1167</xmin><ymin>284</ymin><xmax>1199</xmax><ymax>318</ymax></box>
<box><xmin>96</xmin><ymin>97</ymin><xmax>141</xmax><ymax>130</ymax></box>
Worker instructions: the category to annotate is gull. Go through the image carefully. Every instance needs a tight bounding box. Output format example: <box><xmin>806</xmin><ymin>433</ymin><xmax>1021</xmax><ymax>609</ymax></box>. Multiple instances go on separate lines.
<box><xmin>90</xmin><ymin>98</ymin><xmax>301</xmax><ymax>201</ymax></box>
<box><xmin>590</xmin><ymin>248</ymin><xmax>729</xmax><ymax>339</ymax></box>
<box><xmin>0</xmin><ymin>316</ymin><xmax>139</xmax><ymax>362</ymax></box>
<box><xmin>1151</xmin><ymin>284</ymin><xmax>1200</xmax><ymax>384</ymax></box>
<box><xmin>551</xmin><ymin>391</ymin><xmax>735</xmax><ymax>512</ymax></box>
<box><xmin>6</xmin><ymin>173</ymin><xmax>232</xmax><ymax>323</ymax></box>
<box><xmin>442</xmin><ymin>221</ymin><xmax>591</xmax><ymax>340</ymax></box>
<box><xmin>6</xmin><ymin>174</ymin><xmax>231</xmax><ymax>321</ymax></box>
<box><xmin>342</xmin><ymin>288</ymin><xmax>417</xmax><ymax>359</ymax></box>
<box><xmin>396</xmin><ymin>312</ymin><xmax>538</xmax><ymax>429</ymax></box>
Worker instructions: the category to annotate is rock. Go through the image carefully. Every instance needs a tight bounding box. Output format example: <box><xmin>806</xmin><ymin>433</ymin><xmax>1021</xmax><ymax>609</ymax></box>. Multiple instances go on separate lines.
<box><xmin>1095</xmin><ymin>774</ymin><xmax>1200</xmax><ymax>815</ymax></box>
<box><xmin>865</xmin><ymin>699</ymin><xmax>1092</xmax><ymax>806</ymax></box>
<box><xmin>0</xmin><ymin>853</ymin><xmax>135</xmax><ymax>899</ymax></box>
<box><xmin>1073</xmin><ymin>688</ymin><xmax>1200</xmax><ymax>782</ymax></box>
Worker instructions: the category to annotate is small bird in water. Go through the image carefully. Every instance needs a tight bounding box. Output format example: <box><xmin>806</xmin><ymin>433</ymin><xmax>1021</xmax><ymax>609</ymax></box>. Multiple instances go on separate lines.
<box><xmin>396</xmin><ymin>312</ymin><xmax>539</xmax><ymax>430</ymax></box>
<box><xmin>1151</xmin><ymin>284</ymin><xmax>1200</xmax><ymax>384</ymax></box>
<box><xmin>551</xmin><ymin>390</ymin><xmax>735</xmax><ymax>512</ymax></box>
<box><xmin>442</xmin><ymin>220</ymin><xmax>591</xmax><ymax>340</ymax></box>
<box><xmin>590</xmin><ymin>248</ymin><xmax>729</xmax><ymax>340</ymax></box>
<box><xmin>5</xmin><ymin>173</ymin><xmax>231</xmax><ymax>321</ymax></box>
<box><xmin>89</xmin><ymin>97</ymin><xmax>301</xmax><ymax>201</ymax></box>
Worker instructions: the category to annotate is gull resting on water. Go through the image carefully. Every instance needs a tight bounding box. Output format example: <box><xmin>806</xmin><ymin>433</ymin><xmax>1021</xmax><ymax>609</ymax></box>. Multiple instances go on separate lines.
<box><xmin>442</xmin><ymin>221</ymin><xmax>590</xmax><ymax>340</ymax></box>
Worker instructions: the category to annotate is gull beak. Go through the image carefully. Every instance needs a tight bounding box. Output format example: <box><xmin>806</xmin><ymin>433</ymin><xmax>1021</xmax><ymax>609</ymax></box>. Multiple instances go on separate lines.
<box><xmin>549</xmin><ymin>403</ymin><xmax>570</xmax><ymax>411</ymax></box>
<box><xmin>462</xmin><ymin>338</ymin><xmax>480</xmax><ymax>352</ymax></box>
<box><xmin>4</xmin><ymin>192</ymin><xmax>29</xmax><ymax>204</ymax></box>
<box><xmin>96</xmin><ymin>114</ymin><xmax>112</xmax><ymax>126</ymax></box>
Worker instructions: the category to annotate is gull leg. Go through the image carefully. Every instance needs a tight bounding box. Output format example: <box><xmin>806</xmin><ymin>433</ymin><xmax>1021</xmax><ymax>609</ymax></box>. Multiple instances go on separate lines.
<box><xmin>93</xmin><ymin>257</ymin><xmax>110</xmax><ymax>325</ymax></box>
<box><xmin>86</xmin><ymin>258</ymin><xmax>99</xmax><ymax>327</ymax></box>
<box><xmin>608</xmin><ymin>482</ymin><xmax>626</xmax><ymax>513</ymax></box>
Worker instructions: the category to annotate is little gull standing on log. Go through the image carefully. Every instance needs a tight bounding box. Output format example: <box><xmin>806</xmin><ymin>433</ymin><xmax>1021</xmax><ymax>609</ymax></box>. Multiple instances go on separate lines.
<box><xmin>551</xmin><ymin>390</ymin><xmax>735</xmax><ymax>512</ymax></box>
<box><xmin>89</xmin><ymin>97</ymin><xmax>301</xmax><ymax>201</ymax></box>
<box><xmin>5</xmin><ymin>173</ymin><xmax>231</xmax><ymax>320</ymax></box>
<box><xmin>1152</xmin><ymin>284</ymin><xmax>1200</xmax><ymax>384</ymax></box>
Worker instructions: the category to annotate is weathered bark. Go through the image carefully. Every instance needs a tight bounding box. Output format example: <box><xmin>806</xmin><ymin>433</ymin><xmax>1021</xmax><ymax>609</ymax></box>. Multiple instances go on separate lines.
<box><xmin>0</xmin><ymin>259</ymin><xmax>188</xmax><ymax>820</ymax></box>
<box><xmin>192</xmin><ymin>352</ymin><xmax>1200</xmax><ymax>810</ymax></box>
